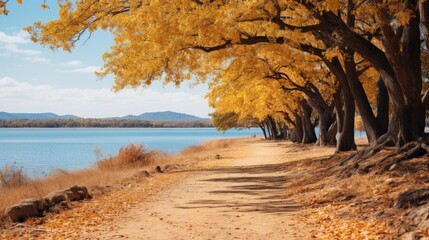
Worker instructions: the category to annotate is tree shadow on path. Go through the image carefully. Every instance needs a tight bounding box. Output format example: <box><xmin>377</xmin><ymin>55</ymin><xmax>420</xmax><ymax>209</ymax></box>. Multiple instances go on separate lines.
<box><xmin>176</xmin><ymin>162</ymin><xmax>302</xmax><ymax>214</ymax></box>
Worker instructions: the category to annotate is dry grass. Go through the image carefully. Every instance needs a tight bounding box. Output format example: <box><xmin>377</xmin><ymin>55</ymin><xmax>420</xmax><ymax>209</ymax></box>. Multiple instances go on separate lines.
<box><xmin>0</xmin><ymin>162</ymin><xmax>29</xmax><ymax>188</ymax></box>
<box><xmin>0</xmin><ymin>168</ymin><xmax>132</xmax><ymax>223</ymax></box>
<box><xmin>0</xmin><ymin>139</ymin><xmax>239</xmax><ymax>226</ymax></box>
<box><xmin>96</xmin><ymin>144</ymin><xmax>159</xmax><ymax>170</ymax></box>
<box><xmin>0</xmin><ymin>144</ymin><xmax>169</xmax><ymax>225</ymax></box>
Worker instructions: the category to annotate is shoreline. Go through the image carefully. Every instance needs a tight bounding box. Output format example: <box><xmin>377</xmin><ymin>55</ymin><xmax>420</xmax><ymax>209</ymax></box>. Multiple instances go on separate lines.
<box><xmin>0</xmin><ymin>137</ymin><xmax>247</xmax><ymax>225</ymax></box>
<box><xmin>0</xmin><ymin>138</ymin><xmax>428</xmax><ymax>238</ymax></box>
<box><xmin>0</xmin><ymin>127</ymin><xmax>219</xmax><ymax>129</ymax></box>
<box><xmin>0</xmin><ymin>129</ymin><xmax>261</xmax><ymax>179</ymax></box>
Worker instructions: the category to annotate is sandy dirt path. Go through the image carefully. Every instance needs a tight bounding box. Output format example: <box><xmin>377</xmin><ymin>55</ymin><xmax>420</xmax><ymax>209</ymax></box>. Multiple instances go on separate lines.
<box><xmin>98</xmin><ymin>140</ymin><xmax>311</xmax><ymax>240</ymax></box>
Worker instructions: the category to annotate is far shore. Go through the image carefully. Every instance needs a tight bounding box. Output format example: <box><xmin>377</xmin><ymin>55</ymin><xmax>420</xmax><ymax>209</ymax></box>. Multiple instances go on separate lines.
<box><xmin>0</xmin><ymin>118</ymin><xmax>214</xmax><ymax>128</ymax></box>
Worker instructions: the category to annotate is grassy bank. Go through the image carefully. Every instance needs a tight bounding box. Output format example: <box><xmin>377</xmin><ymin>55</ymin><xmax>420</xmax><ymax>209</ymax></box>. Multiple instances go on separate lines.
<box><xmin>0</xmin><ymin>138</ymin><xmax>235</xmax><ymax>226</ymax></box>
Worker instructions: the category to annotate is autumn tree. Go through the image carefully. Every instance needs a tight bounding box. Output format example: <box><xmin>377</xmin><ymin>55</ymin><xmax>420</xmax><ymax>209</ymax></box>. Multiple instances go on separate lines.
<box><xmin>210</xmin><ymin>111</ymin><xmax>266</xmax><ymax>137</ymax></box>
<box><xmin>207</xmin><ymin>60</ymin><xmax>297</xmax><ymax>141</ymax></box>
<box><xmin>26</xmin><ymin>1</ymin><xmax>429</xmax><ymax>162</ymax></box>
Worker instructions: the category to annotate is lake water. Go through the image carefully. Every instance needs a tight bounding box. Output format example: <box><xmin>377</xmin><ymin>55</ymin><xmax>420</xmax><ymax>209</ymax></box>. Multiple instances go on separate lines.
<box><xmin>0</xmin><ymin>128</ymin><xmax>261</xmax><ymax>176</ymax></box>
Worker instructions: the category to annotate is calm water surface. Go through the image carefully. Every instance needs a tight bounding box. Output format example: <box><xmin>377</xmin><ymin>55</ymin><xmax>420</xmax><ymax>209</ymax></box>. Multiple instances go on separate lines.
<box><xmin>0</xmin><ymin>128</ymin><xmax>261</xmax><ymax>176</ymax></box>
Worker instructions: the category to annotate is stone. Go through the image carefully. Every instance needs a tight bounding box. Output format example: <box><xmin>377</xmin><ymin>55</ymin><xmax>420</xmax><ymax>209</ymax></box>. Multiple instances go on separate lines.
<box><xmin>44</xmin><ymin>186</ymin><xmax>91</xmax><ymax>205</ymax></box>
<box><xmin>5</xmin><ymin>198</ymin><xmax>45</xmax><ymax>222</ymax></box>
<box><xmin>20</xmin><ymin>198</ymin><xmax>46</xmax><ymax>212</ymax></box>
<box><xmin>64</xmin><ymin>186</ymin><xmax>92</xmax><ymax>201</ymax></box>
<box><xmin>153</xmin><ymin>166</ymin><xmax>163</xmax><ymax>173</ymax></box>
<box><xmin>44</xmin><ymin>191</ymin><xmax>67</xmax><ymax>206</ymax></box>
<box><xmin>5</xmin><ymin>186</ymin><xmax>92</xmax><ymax>222</ymax></box>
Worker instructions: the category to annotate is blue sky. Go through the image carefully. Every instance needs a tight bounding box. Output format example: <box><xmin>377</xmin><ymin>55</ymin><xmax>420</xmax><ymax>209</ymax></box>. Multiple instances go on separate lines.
<box><xmin>0</xmin><ymin>1</ymin><xmax>211</xmax><ymax>118</ymax></box>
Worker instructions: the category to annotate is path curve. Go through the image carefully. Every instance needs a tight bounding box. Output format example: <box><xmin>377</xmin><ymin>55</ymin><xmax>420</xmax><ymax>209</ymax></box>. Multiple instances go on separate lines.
<box><xmin>99</xmin><ymin>141</ymin><xmax>309</xmax><ymax>240</ymax></box>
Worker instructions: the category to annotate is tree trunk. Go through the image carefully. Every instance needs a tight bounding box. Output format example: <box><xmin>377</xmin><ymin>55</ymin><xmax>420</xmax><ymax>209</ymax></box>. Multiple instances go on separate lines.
<box><xmin>282</xmin><ymin>123</ymin><xmax>289</xmax><ymax>140</ymax></box>
<box><xmin>376</xmin><ymin>77</ymin><xmax>389</xmax><ymax>134</ymax></box>
<box><xmin>337</xmin><ymin>92</ymin><xmax>357</xmax><ymax>152</ymax></box>
<box><xmin>336</xmin><ymin>87</ymin><xmax>357</xmax><ymax>152</ymax></box>
<box><xmin>321</xmin><ymin>58</ymin><xmax>355</xmax><ymax>151</ymax></box>
<box><xmin>264</xmin><ymin>118</ymin><xmax>273</xmax><ymax>140</ymax></box>
<box><xmin>343</xmin><ymin>51</ymin><xmax>382</xmax><ymax>143</ymax></box>
<box><xmin>306</xmin><ymin>96</ymin><xmax>335</xmax><ymax>146</ymax></box>
<box><xmin>319</xmin><ymin>8</ymin><xmax>423</xmax><ymax>145</ymax></box>
<box><xmin>267</xmin><ymin>116</ymin><xmax>279</xmax><ymax>140</ymax></box>
<box><xmin>331</xmin><ymin>60</ymin><xmax>357</xmax><ymax>152</ymax></box>
<box><xmin>258</xmin><ymin>123</ymin><xmax>268</xmax><ymax>139</ymax></box>
<box><xmin>317</xmin><ymin>108</ymin><xmax>335</xmax><ymax>146</ymax></box>
<box><xmin>300</xmin><ymin>100</ymin><xmax>317</xmax><ymax>144</ymax></box>
<box><xmin>371</xmin><ymin>2</ymin><xmax>425</xmax><ymax>144</ymax></box>
<box><xmin>327</xmin><ymin>119</ymin><xmax>338</xmax><ymax>145</ymax></box>
<box><xmin>291</xmin><ymin>114</ymin><xmax>303</xmax><ymax>143</ymax></box>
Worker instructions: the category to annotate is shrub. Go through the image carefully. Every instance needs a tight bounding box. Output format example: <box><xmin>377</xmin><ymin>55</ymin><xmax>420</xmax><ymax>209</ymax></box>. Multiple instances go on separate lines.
<box><xmin>0</xmin><ymin>162</ymin><xmax>29</xmax><ymax>188</ymax></box>
<box><xmin>96</xmin><ymin>144</ymin><xmax>158</xmax><ymax>170</ymax></box>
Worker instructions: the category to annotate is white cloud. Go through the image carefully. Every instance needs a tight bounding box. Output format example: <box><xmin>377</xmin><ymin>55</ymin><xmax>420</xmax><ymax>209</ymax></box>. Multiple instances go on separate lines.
<box><xmin>24</xmin><ymin>56</ymin><xmax>50</xmax><ymax>63</ymax></box>
<box><xmin>0</xmin><ymin>31</ymin><xmax>28</xmax><ymax>44</ymax></box>
<box><xmin>62</xmin><ymin>60</ymin><xmax>81</xmax><ymax>67</ymax></box>
<box><xmin>0</xmin><ymin>77</ymin><xmax>211</xmax><ymax>118</ymax></box>
<box><xmin>0</xmin><ymin>31</ymin><xmax>42</xmax><ymax>56</ymax></box>
<box><xmin>57</xmin><ymin>66</ymin><xmax>101</xmax><ymax>73</ymax></box>
<box><xmin>2</xmin><ymin>43</ymin><xmax>42</xmax><ymax>56</ymax></box>
<box><xmin>0</xmin><ymin>76</ymin><xmax>19</xmax><ymax>86</ymax></box>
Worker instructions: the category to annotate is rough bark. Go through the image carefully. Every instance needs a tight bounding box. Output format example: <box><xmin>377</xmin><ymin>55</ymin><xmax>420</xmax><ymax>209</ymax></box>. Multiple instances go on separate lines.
<box><xmin>264</xmin><ymin>118</ymin><xmax>273</xmax><ymax>140</ymax></box>
<box><xmin>336</xmin><ymin>86</ymin><xmax>357</xmax><ymax>152</ymax></box>
<box><xmin>324</xmin><ymin>57</ymin><xmax>356</xmax><ymax>151</ymax></box>
<box><xmin>267</xmin><ymin>116</ymin><xmax>278</xmax><ymax>140</ymax></box>
<box><xmin>258</xmin><ymin>123</ymin><xmax>268</xmax><ymax>139</ymax></box>
<box><xmin>306</xmin><ymin>94</ymin><xmax>335</xmax><ymax>146</ymax></box>
<box><xmin>376</xmin><ymin>77</ymin><xmax>389</xmax><ymax>134</ymax></box>
<box><xmin>281</xmin><ymin>123</ymin><xmax>289</xmax><ymax>140</ymax></box>
<box><xmin>300</xmin><ymin>100</ymin><xmax>317</xmax><ymax>144</ymax></box>
<box><xmin>290</xmin><ymin>113</ymin><xmax>303</xmax><ymax>143</ymax></box>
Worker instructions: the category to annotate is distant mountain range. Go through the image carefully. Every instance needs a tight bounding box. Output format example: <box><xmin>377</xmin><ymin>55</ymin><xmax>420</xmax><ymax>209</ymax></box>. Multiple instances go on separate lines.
<box><xmin>119</xmin><ymin>111</ymin><xmax>210</xmax><ymax>122</ymax></box>
<box><xmin>0</xmin><ymin>111</ymin><xmax>210</xmax><ymax>122</ymax></box>
<box><xmin>0</xmin><ymin>112</ymin><xmax>79</xmax><ymax>120</ymax></box>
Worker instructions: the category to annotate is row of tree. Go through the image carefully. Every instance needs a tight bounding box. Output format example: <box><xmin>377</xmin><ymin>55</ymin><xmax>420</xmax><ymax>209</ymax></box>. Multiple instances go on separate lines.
<box><xmin>7</xmin><ymin>1</ymin><xmax>429</xmax><ymax>158</ymax></box>
<box><xmin>0</xmin><ymin>119</ymin><xmax>213</xmax><ymax>128</ymax></box>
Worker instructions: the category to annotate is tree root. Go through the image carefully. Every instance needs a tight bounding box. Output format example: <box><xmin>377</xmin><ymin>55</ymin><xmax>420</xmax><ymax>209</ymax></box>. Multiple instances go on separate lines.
<box><xmin>381</xmin><ymin>140</ymin><xmax>428</xmax><ymax>173</ymax></box>
<box><xmin>339</xmin><ymin>134</ymin><xmax>394</xmax><ymax>166</ymax></box>
<box><xmin>339</xmin><ymin>136</ymin><xmax>429</xmax><ymax>177</ymax></box>
<box><xmin>395</xmin><ymin>188</ymin><xmax>429</xmax><ymax>208</ymax></box>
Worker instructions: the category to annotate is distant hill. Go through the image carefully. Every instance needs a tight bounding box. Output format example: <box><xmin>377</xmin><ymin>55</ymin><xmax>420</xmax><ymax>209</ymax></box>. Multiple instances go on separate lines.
<box><xmin>120</xmin><ymin>111</ymin><xmax>210</xmax><ymax>122</ymax></box>
<box><xmin>0</xmin><ymin>111</ymin><xmax>209</xmax><ymax>122</ymax></box>
<box><xmin>0</xmin><ymin>112</ymin><xmax>79</xmax><ymax>120</ymax></box>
